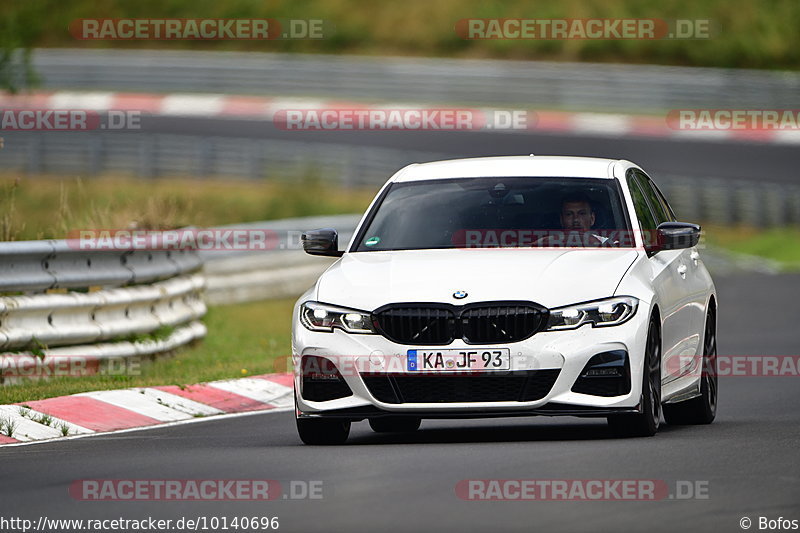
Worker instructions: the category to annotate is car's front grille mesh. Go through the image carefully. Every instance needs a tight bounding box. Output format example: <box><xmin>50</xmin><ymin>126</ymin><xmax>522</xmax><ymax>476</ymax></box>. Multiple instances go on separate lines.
<box><xmin>374</xmin><ymin>306</ymin><xmax>454</xmax><ymax>344</ymax></box>
<box><xmin>372</xmin><ymin>302</ymin><xmax>547</xmax><ymax>345</ymax></box>
<box><xmin>461</xmin><ymin>304</ymin><xmax>544</xmax><ymax>344</ymax></box>
<box><xmin>362</xmin><ymin>370</ymin><xmax>560</xmax><ymax>404</ymax></box>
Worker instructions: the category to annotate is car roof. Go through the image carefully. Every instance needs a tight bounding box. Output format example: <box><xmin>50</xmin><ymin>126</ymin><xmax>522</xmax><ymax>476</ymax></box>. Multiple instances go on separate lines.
<box><xmin>391</xmin><ymin>155</ymin><xmax>625</xmax><ymax>183</ymax></box>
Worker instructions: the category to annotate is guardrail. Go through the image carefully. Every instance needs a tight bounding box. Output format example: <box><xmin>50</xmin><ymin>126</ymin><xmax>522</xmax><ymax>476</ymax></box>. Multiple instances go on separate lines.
<box><xmin>201</xmin><ymin>214</ymin><xmax>360</xmax><ymax>305</ymax></box>
<box><xmin>0</xmin><ymin>215</ymin><xmax>354</xmax><ymax>381</ymax></box>
<box><xmin>0</xmin><ymin>239</ymin><xmax>205</xmax><ymax>382</ymax></box>
<box><xmin>0</xmin><ymin>241</ymin><xmax>202</xmax><ymax>292</ymax></box>
<box><xmin>0</xmin><ymin>132</ymin><xmax>440</xmax><ymax>188</ymax></box>
<box><xmin>0</xmin><ymin>274</ymin><xmax>205</xmax><ymax>350</ymax></box>
<box><xmin>28</xmin><ymin>49</ymin><xmax>800</xmax><ymax>111</ymax></box>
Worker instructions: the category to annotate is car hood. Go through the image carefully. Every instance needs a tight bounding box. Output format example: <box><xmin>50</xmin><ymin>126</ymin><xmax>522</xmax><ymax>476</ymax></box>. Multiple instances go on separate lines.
<box><xmin>315</xmin><ymin>248</ymin><xmax>640</xmax><ymax>311</ymax></box>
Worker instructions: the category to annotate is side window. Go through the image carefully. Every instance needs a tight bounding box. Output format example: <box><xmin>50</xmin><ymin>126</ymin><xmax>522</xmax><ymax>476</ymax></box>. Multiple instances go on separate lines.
<box><xmin>635</xmin><ymin>170</ymin><xmax>675</xmax><ymax>223</ymax></box>
<box><xmin>626</xmin><ymin>171</ymin><xmax>658</xmax><ymax>231</ymax></box>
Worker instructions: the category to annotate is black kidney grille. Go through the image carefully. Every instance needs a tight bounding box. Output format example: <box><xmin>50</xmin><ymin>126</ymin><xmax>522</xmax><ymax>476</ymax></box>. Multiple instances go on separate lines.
<box><xmin>373</xmin><ymin>302</ymin><xmax>547</xmax><ymax>345</ymax></box>
<box><xmin>461</xmin><ymin>304</ymin><xmax>545</xmax><ymax>344</ymax></box>
<box><xmin>362</xmin><ymin>370</ymin><xmax>560</xmax><ymax>403</ymax></box>
<box><xmin>373</xmin><ymin>306</ymin><xmax>455</xmax><ymax>345</ymax></box>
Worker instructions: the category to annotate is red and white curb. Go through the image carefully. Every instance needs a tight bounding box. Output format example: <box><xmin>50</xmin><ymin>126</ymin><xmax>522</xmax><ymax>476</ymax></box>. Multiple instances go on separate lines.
<box><xmin>1</xmin><ymin>91</ymin><xmax>799</xmax><ymax>145</ymax></box>
<box><xmin>0</xmin><ymin>373</ymin><xmax>294</xmax><ymax>446</ymax></box>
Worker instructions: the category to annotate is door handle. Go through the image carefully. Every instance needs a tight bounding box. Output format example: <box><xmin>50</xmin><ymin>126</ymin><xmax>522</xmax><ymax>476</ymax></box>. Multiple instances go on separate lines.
<box><xmin>677</xmin><ymin>264</ymin><xmax>688</xmax><ymax>278</ymax></box>
<box><xmin>690</xmin><ymin>250</ymin><xmax>700</xmax><ymax>265</ymax></box>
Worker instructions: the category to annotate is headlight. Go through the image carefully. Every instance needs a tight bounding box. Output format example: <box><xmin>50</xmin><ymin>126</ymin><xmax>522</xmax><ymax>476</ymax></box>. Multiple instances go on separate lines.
<box><xmin>299</xmin><ymin>301</ymin><xmax>376</xmax><ymax>334</ymax></box>
<box><xmin>546</xmin><ymin>296</ymin><xmax>638</xmax><ymax>330</ymax></box>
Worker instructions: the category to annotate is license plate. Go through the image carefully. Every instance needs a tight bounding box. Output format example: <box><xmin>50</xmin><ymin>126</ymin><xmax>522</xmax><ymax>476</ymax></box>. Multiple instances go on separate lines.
<box><xmin>407</xmin><ymin>349</ymin><xmax>510</xmax><ymax>371</ymax></box>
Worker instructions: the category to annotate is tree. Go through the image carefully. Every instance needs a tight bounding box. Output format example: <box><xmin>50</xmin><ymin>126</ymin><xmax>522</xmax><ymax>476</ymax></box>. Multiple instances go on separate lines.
<box><xmin>0</xmin><ymin>4</ymin><xmax>41</xmax><ymax>93</ymax></box>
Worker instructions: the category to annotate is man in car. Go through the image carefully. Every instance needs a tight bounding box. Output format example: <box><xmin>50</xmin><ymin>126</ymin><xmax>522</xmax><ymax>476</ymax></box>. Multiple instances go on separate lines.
<box><xmin>537</xmin><ymin>192</ymin><xmax>612</xmax><ymax>247</ymax></box>
<box><xmin>560</xmin><ymin>192</ymin><xmax>596</xmax><ymax>232</ymax></box>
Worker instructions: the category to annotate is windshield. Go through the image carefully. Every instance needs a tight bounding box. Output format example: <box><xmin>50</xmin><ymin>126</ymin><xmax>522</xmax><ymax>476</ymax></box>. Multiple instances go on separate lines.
<box><xmin>353</xmin><ymin>177</ymin><xmax>633</xmax><ymax>251</ymax></box>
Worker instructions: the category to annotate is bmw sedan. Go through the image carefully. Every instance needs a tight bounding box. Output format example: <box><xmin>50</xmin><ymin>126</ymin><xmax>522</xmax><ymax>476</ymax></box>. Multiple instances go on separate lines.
<box><xmin>292</xmin><ymin>155</ymin><xmax>717</xmax><ymax>444</ymax></box>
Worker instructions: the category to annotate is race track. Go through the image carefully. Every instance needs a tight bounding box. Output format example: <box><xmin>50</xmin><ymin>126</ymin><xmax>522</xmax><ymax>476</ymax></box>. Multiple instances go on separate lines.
<box><xmin>140</xmin><ymin>115</ymin><xmax>800</xmax><ymax>182</ymax></box>
<box><xmin>1</xmin><ymin>121</ymin><xmax>798</xmax><ymax>532</ymax></box>
<box><xmin>2</xmin><ymin>268</ymin><xmax>798</xmax><ymax>532</ymax></box>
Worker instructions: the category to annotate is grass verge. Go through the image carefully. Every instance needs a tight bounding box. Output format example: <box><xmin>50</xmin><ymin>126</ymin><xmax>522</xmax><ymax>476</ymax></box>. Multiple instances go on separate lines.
<box><xmin>0</xmin><ymin>298</ymin><xmax>296</xmax><ymax>404</ymax></box>
<box><xmin>703</xmin><ymin>225</ymin><xmax>800</xmax><ymax>271</ymax></box>
<box><xmin>0</xmin><ymin>173</ymin><xmax>375</xmax><ymax>241</ymax></box>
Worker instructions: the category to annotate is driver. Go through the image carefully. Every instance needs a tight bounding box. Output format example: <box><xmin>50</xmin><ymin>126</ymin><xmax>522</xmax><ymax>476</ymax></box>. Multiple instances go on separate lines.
<box><xmin>536</xmin><ymin>193</ymin><xmax>612</xmax><ymax>247</ymax></box>
<box><xmin>560</xmin><ymin>192</ymin><xmax>596</xmax><ymax>232</ymax></box>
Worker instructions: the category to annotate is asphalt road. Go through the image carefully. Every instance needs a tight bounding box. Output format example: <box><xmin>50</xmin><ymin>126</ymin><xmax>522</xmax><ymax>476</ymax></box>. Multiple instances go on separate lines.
<box><xmin>1</xmin><ymin>272</ymin><xmax>798</xmax><ymax>533</ymax></box>
<box><xmin>141</xmin><ymin>115</ymin><xmax>800</xmax><ymax>183</ymax></box>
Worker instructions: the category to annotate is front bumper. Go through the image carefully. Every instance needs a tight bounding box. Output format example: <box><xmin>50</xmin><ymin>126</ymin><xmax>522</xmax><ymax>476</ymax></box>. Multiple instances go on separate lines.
<box><xmin>292</xmin><ymin>308</ymin><xmax>649</xmax><ymax>419</ymax></box>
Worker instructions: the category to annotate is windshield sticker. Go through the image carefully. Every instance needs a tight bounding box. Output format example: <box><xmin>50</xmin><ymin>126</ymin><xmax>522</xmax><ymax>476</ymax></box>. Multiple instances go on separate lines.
<box><xmin>365</xmin><ymin>236</ymin><xmax>381</xmax><ymax>246</ymax></box>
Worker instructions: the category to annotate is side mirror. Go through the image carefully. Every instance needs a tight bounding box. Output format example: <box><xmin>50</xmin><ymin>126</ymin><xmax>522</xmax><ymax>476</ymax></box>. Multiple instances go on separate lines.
<box><xmin>302</xmin><ymin>228</ymin><xmax>344</xmax><ymax>257</ymax></box>
<box><xmin>651</xmin><ymin>222</ymin><xmax>700</xmax><ymax>251</ymax></box>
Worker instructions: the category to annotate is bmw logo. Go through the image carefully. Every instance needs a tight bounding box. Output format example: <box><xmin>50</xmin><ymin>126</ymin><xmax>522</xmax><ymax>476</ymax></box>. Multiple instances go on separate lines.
<box><xmin>453</xmin><ymin>290</ymin><xmax>468</xmax><ymax>299</ymax></box>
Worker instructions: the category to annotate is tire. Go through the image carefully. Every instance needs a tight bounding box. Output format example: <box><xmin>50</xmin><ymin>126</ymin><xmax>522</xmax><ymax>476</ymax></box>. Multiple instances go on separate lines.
<box><xmin>296</xmin><ymin>417</ymin><xmax>351</xmax><ymax>445</ymax></box>
<box><xmin>663</xmin><ymin>310</ymin><xmax>717</xmax><ymax>425</ymax></box>
<box><xmin>608</xmin><ymin>318</ymin><xmax>661</xmax><ymax>437</ymax></box>
<box><xmin>368</xmin><ymin>417</ymin><xmax>421</xmax><ymax>433</ymax></box>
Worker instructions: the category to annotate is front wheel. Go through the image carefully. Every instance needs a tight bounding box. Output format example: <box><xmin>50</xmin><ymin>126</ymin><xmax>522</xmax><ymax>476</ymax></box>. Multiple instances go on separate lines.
<box><xmin>608</xmin><ymin>317</ymin><xmax>661</xmax><ymax>437</ymax></box>
<box><xmin>296</xmin><ymin>417</ymin><xmax>351</xmax><ymax>445</ymax></box>
<box><xmin>663</xmin><ymin>310</ymin><xmax>717</xmax><ymax>425</ymax></box>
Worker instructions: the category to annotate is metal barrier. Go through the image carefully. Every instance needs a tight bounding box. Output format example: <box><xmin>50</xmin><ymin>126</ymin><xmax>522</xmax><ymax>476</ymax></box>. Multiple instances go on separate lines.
<box><xmin>0</xmin><ymin>215</ymin><xmax>352</xmax><ymax>374</ymax></box>
<box><xmin>0</xmin><ymin>273</ymin><xmax>205</xmax><ymax>350</ymax></box>
<box><xmin>0</xmin><ymin>321</ymin><xmax>206</xmax><ymax>385</ymax></box>
<box><xmin>28</xmin><ymin>49</ymin><xmax>800</xmax><ymax>111</ymax></box>
<box><xmin>201</xmin><ymin>214</ymin><xmax>360</xmax><ymax>305</ymax></box>
<box><xmin>0</xmin><ymin>238</ymin><xmax>205</xmax><ymax>377</ymax></box>
<box><xmin>0</xmin><ymin>240</ymin><xmax>202</xmax><ymax>292</ymax></box>
<box><xmin>0</xmin><ymin>132</ymin><xmax>442</xmax><ymax>187</ymax></box>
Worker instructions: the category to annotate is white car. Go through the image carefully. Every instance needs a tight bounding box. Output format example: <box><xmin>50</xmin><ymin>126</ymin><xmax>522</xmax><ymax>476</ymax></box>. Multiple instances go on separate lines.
<box><xmin>292</xmin><ymin>156</ymin><xmax>717</xmax><ymax>444</ymax></box>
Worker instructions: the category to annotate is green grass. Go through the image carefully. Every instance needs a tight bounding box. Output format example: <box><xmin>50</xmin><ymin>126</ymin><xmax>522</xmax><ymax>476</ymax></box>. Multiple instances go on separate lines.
<box><xmin>0</xmin><ymin>298</ymin><xmax>297</xmax><ymax>404</ymax></box>
<box><xmin>0</xmin><ymin>173</ymin><xmax>375</xmax><ymax>241</ymax></box>
<box><xmin>0</xmin><ymin>416</ymin><xmax>19</xmax><ymax>437</ymax></box>
<box><xmin>3</xmin><ymin>0</ymin><xmax>800</xmax><ymax>70</ymax></box>
<box><xmin>703</xmin><ymin>225</ymin><xmax>800</xmax><ymax>270</ymax></box>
